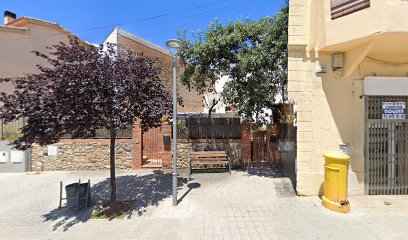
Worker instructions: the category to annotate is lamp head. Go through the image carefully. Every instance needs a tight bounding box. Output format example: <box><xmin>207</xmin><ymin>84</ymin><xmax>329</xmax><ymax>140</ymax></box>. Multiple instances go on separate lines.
<box><xmin>166</xmin><ymin>39</ymin><xmax>181</xmax><ymax>50</ymax></box>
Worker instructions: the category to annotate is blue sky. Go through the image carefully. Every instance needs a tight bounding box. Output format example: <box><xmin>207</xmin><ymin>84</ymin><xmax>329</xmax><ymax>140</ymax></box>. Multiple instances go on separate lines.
<box><xmin>1</xmin><ymin>0</ymin><xmax>286</xmax><ymax>48</ymax></box>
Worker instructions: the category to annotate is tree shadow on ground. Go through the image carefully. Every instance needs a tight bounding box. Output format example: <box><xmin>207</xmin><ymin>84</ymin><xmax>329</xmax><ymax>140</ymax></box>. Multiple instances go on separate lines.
<box><xmin>236</xmin><ymin>163</ymin><xmax>286</xmax><ymax>178</ymax></box>
<box><xmin>236</xmin><ymin>163</ymin><xmax>296</xmax><ymax>197</ymax></box>
<box><xmin>42</xmin><ymin>170</ymin><xmax>188</xmax><ymax>231</ymax></box>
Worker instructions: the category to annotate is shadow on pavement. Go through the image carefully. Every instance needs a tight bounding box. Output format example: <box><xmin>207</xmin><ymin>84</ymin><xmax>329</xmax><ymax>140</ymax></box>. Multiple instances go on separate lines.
<box><xmin>237</xmin><ymin>163</ymin><xmax>286</xmax><ymax>178</ymax></box>
<box><xmin>177</xmin><ymin>182</ymin><xmax>201</xmax><ymax>204</ymax></box>
<box><xmin>236</xmin><ymin>163</ymin><xmax>296</xmax><ymax>197</ymax></box>
<box><xmin>42</xmin><ymin>170</ymin><xmax>188</xmax><ymax>231</ymax></box>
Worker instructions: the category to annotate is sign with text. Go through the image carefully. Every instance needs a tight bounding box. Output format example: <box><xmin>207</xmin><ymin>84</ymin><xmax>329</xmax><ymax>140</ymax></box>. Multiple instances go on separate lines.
<box><xmin>47</xmin><ymin>146</ymin><xmax>58</xmax><ymax>156</ymax></box>
<box><xmin>382</xmin><ymin>102</ymin><xmax>406</xmax><ymax>119</ymax></box>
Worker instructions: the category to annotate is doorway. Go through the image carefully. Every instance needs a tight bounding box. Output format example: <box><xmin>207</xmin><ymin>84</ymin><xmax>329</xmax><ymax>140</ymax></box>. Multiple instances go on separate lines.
<box><xmin>365</xmin><ymin>96</ymin><xmax>408</xmax><ymax>194</ymax></box>
<box><xmin>142</xmin><ymin>126</ymin><xmax>163</xmax><ymax>168</ymax></box>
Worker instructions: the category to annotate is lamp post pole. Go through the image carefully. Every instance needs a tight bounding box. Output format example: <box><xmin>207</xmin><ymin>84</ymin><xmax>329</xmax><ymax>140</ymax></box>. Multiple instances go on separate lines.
<box><xmin>171</xmin><ymin>54</ymin><xmax>178</xmax><ymax>206</ymax></box>
<box><xmin>166</xmin><ymin>39</ymin><xmax>181</xmax><ymax>207</ymax></box>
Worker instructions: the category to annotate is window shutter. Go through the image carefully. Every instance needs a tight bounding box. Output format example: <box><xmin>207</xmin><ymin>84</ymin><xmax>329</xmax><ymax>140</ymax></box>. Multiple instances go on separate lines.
<box><xmin>331</xmin><ymin>0</ymin><xmax>370</xmax><ymax>19</ymax></box>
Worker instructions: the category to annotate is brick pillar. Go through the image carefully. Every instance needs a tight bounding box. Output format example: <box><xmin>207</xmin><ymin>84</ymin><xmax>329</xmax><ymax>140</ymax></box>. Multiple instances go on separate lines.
<box><xmin>161</xmin><ymin>123</ymin><xmax>172</xmax><ymax>168</ymax></box>
<box><xmin>132</xmin><ymin>123</ymin><xmax>143</xmax><ymax>169</ymax></box>
<box><xmin>241</xmin><ymin>125</ymin><xmax>252</xmax><ymax>168</ymax></box>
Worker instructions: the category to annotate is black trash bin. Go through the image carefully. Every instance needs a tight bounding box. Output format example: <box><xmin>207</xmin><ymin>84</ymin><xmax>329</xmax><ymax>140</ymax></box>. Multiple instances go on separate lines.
<box><xmin>65</xmin><ymin>182</ymin><xmax>91</xmax><ymax>209</ymax></box>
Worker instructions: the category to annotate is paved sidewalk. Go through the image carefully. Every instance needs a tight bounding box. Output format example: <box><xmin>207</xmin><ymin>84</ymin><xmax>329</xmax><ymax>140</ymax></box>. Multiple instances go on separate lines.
<box><xmin>0</xmin><ymin>166</ymin><xmax>407</xmax><ymax>240</ymax></box>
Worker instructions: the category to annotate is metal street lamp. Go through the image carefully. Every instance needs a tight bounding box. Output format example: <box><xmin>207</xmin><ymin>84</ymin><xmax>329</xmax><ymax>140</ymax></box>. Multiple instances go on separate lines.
<box><xmin>166</xmin><ymin>39</ymin><xmax>180</xmax><ymax>206</ymax></box>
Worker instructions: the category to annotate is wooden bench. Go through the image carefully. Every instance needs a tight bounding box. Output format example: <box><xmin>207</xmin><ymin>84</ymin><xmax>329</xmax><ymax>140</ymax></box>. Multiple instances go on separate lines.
<box><xmin>188</xmin><ymin>151</ymin><xmax>231</xmax><ymax>180</ymax></box>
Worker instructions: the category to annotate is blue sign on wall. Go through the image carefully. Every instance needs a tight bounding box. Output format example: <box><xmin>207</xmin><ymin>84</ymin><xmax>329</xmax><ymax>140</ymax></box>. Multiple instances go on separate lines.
<box><xmin>382</xmin><ymin>102</ymin><xmax>406</xmax><ymax>119</ymax></box>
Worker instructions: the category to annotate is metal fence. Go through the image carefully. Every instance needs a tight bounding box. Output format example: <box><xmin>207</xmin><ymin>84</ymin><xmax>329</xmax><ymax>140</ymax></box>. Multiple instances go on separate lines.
<box><xmin>0</xmin><ymin>118</ymin><xmax>132</xmax><ymax>139</ymax></box>
<box><xmin>178</xmin><ymin>117</ymin><xmax>241</xmax><ymax>139</ymax></box>
<box><xmin>366</xmin><ymin>96</ymin><xmax>408</xmax><ymax>195</ymax></box>
<box><xmin>60</xmin><ymin>127</ymin><xmax>133</xmax><ymax>139</ymax></box>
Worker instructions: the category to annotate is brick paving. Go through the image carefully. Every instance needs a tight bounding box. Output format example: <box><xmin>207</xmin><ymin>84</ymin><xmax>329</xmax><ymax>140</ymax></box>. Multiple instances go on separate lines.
<box><xmin>0</xmin><ymin>166</ymin><xmax>407</xmax><ymax>240</ymax></box>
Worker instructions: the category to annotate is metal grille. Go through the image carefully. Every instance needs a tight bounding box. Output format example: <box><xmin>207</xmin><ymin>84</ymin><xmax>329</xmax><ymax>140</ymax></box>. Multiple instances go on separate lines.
<box><xmin>366</xmin><ymin>96</ymin><xmax>408</xmax><ymax>195</ymax></box>
<box><xmin>60</xmin><ymin>126</ymin><xmax>132</xmax><ymax>139</ymax></box>
<box><xmin>142</xmin><ymin>126</ymin><xmax>163</xmax><ymax>164</ymax></box>
<box><xmin>331</xmin><ymin>0</ymin><xmax>370</xmax><ymax>20</ymax></box>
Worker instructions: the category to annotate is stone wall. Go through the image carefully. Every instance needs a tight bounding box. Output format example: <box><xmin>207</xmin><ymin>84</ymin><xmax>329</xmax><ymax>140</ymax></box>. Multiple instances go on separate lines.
<box><xmin>177</xmin><ymin>140</ymin><xmax>241</xmax><ymax>168</ymax></box>
<box><xmin>31</xmin><ymin>142</ymin><xmax>132</xmax><ymax>171</ymax></box>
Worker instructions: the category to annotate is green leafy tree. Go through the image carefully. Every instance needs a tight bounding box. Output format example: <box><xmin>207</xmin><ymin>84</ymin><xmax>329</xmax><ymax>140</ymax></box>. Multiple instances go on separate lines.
<box><xmin>177</xmin><ymin>2</ymin><xmax>288</xmax><ymax>124</ymax></box>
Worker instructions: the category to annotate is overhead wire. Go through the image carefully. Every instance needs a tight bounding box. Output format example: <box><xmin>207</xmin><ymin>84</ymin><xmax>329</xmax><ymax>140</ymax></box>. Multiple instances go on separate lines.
<box><xmin>142</xmin><ymin>0</ymin><xmax>254</xmax><ymax>38</ymax></box>
<box><xmin>0</xmin><ymin>0</ymin><xmax>237</xmax><ymax>43</ymax></box>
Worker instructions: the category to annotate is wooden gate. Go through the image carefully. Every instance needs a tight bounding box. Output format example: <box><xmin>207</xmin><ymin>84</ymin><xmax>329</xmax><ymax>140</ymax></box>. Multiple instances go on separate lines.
<box><xmin>253</xmin><ymin>131</ymin><xmax>266</xmax><ymax>162</ymax></box>
<box><xmin>252</xmin><ymin>126</ymin><xmax>279</xmax><ymax>164</ymax></box>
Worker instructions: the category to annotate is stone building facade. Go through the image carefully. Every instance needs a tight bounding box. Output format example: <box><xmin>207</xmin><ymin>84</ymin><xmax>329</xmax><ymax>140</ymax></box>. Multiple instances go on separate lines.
<box><xmin>31</xmin><ymin>124</ymin><xmax>145</xmax><ymax>171</ymax></box>
<box><xmin>30</xmin><ymin>123</ymin><xmax>250</xmax><ymax>171</ymax></box>
<box><xmin>31</xmin><ymin>141</ymin><xmax>132</xmax><ymax>171</ymax></box>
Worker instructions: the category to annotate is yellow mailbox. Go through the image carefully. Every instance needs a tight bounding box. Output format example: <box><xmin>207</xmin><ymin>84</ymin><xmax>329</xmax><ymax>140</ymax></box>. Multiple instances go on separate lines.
<box><xmin>322</xmin><ymin>151</ymin><xmax>350</xmax><ymax>213</ymax></box>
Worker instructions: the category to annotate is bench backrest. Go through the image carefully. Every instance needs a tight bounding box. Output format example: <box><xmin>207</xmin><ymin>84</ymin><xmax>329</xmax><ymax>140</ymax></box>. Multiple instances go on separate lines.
<box><xmin>190</xmin><ymin>151</ymin><xmax>228</xmax><ymax>161</ymax></box>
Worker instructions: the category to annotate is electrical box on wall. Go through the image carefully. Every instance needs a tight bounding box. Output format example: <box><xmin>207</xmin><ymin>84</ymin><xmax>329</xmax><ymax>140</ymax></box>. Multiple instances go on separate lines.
<box><xmin>332</xmin><ymin>53</ymin><xmax>344</xmax><ymax>70</ymax></box>
<box><xmin>315</xmin><ymin>65</ymin><xmax>327</xmax><ymax>74</ymax></box>
<box><xmin>163</xmin><ymin>134</ymin><xmax>171</xmax><ymax>145</ymax></box>
<box><xmin>10</xmin><ymin>151</ymin><xmax>24</xmax><ymax>163</ymax></box>
<box><xmin>0</xmin><ymin>151</ymin><xmax>8</xmax><ymax>163</ymax></box>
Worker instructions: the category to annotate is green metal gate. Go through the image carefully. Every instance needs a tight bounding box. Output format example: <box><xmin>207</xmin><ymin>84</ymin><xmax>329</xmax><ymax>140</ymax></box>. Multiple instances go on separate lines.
<box><xmin>365</xmin><ymin>96</ymin><xmax>408</xmax><ymax>195</ymax></box>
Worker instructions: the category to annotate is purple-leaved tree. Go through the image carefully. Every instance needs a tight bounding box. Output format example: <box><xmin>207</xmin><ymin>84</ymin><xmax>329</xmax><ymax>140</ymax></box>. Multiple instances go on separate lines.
<box><xmin>0</xmin><ymin>38</ymin><xmax>173</xmax><ymax>203</ymax></box>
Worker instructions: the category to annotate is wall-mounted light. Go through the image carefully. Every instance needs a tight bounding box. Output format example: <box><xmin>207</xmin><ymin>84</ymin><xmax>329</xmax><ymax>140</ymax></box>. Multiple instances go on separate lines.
<box><xmin>332</xmin><ymin>53</ymin><xmax>344</xmax><ymax>71</ymax></box>
<box><xmin>315</xmin><ymin>65</ymin><xmax>327</xmax><ymax>74</ymax></box>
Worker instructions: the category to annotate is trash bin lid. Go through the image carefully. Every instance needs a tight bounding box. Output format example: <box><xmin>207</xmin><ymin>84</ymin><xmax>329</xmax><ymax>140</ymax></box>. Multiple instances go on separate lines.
<box><xmin>323</xmin><ymin>151</ymin><xmax>350</xmax><ymax>161</ymax></box>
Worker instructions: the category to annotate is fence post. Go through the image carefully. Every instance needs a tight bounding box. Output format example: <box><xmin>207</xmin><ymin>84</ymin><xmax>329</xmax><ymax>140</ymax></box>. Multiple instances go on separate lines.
<box><xmin>241</xmin><ymin>125</ymin><xmax>252</xmax><ymax>168</ymax></box>
<box><xmin>0</xmin><ymin>119</ymin><xmax>3</xmax><ymax>140</ymax></box>
<box><xmin>59</xmin><ymin>181</ymin><xmax>63</xmax><ymax>209</ymax></box>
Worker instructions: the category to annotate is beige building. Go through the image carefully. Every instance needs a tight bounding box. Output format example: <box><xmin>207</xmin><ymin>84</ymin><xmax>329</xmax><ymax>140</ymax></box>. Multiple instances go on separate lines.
<box><xmin>288</xmin><ymin>0</ymin><xmax>408</xmax><ymax>195</ymax></box>
<box><xmin>0</xmin><ymin>11</ymin><xmax>80</xmax><ymax>84</ymax></box>
<box><xmin>0</xmin><ymin>11</ymin><xmax>79</xmax><ymax>140</ymax></box>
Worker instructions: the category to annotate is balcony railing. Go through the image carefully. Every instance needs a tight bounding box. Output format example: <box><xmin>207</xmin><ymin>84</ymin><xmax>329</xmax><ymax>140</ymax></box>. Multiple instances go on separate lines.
<box><xmin>331</xmin><ymin>0</ymin><xmax>370</xmax><ymax>19</ymax></box>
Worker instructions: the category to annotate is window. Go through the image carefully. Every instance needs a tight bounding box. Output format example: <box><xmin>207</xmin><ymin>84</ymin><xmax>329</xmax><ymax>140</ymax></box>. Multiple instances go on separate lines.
<box><xmin>331</xmin><ymin>0</ymin><xmax>370</xmax><ymax>20</ymax></box>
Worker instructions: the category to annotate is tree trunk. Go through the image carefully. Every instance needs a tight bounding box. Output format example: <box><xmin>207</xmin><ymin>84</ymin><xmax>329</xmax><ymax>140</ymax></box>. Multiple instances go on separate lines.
<box><xmin>109</xmin><ymin>126</ymin><xmax>117</xmax><ymax>204</ymax></box>
<box><xmin>208</xmin><ymin>100</ymin><xmax>219</xmax><ymax>118</ymax></box>
<box><xmin>281</xmin><ymin>81</ymin><xmax>286</xmax><ymax>103</ymax></box>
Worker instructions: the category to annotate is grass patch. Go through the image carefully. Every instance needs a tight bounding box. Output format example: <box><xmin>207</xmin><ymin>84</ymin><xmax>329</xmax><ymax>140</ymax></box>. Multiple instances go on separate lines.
<box><xmin>90</xmin><ymin>200</ymin><xmax>134</xmax><ymax>220</ymax></box>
